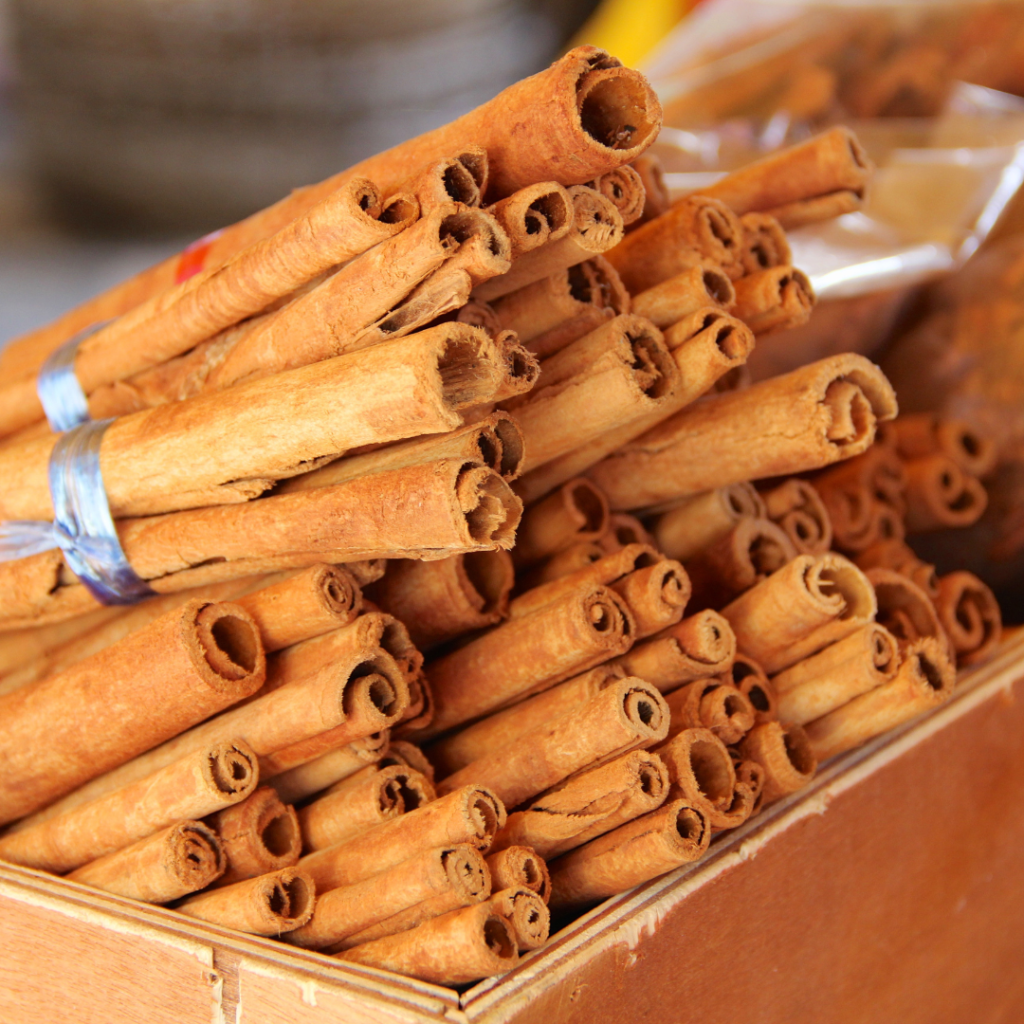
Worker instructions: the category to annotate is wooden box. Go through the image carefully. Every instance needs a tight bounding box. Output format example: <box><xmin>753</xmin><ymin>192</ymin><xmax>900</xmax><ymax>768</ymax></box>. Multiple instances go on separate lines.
<box><xmin>4</xmin><ymin>632</ymin><xmax>1024</xmax><ymax>1024</ymax></box>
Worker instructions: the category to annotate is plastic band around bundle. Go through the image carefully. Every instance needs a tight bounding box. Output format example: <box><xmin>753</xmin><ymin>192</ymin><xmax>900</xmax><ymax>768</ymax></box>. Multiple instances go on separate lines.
<box><xmin>0</xmin><ymin>419</ymin><xmax>154</xmax><ymax>605</ymax></box>
<box><xmin>37</xmin><ymin>321</ymin><xmax>110</xmax><ymax>433</ymax></box>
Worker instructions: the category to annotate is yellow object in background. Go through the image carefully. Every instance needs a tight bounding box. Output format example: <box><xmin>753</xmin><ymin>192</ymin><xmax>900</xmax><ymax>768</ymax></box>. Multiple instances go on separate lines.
<box><xmin>570</xmin><ymin>0</ymin><xmax>694</xmax><ymax>67</ymax></box>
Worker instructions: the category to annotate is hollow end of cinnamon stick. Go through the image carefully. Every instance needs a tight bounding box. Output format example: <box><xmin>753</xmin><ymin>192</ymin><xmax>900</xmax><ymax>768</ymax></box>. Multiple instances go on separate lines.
<box><xmin>193</xmin><ymin>602</ymin><xmax>266</xmax><ymax>689</ymax></box>
<box><xmin>456</xmin><ymin>463</ymin><xmax>523</xmax><ymax>549</ymax></box>
<box><xmin>730</xmin><ymin>655</ymin><xmax>777</xmax><ymax>725</ymax></box>
<box><xmin>866</xmin><ymin>567</ymin><xmax>946</xmax><ymax>651</ymax></box>
<box><xmin>935</xmin><ymin>571</ymin><xmax>1001</xmax><ymax>666</ymax></box>
<box><xmin>210</xmin><ymin>787</ymin><xmax>302</xmax><ymax>886</ymax></box>
<box><xmin>514</xmin><ymin>477</ymin><xmax>610</xmax><ymax>566</ymax></box>
<box><xmin>738</xmin><ymin>722</ymin><xmax>816</xmax><ymax>804</ymax></box>
<box><xmin>658</xmin><ymin>728</ymin><xmax>737</xmax><ymax>824</ymax></box>
<box><xmin>575</xmin><ymin>60</ymin><xmax>661</xmax><ymax>158</ymax></box>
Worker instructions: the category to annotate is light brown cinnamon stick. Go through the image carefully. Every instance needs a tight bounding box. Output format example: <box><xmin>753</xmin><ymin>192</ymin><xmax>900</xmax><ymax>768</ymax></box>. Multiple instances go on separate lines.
<box><xmin>732</xmin><ymin>266</ymin><xmax>815</xmax><ymax>335</ymax></box>
<box><xmin>650</xmin><ymin>484</ymin><xmax>765</xmax><ymax>561</ymax></box>
<box><xmin>68</xmin><ymin>822</ymin><xmax>224</xmax><ymax>903</ymax></box>
<box><xmin>934</xmin><ymin>572</ymin><xmax>1001</xmax><ymax>666</ymax></box>
<box><xmin>177</xmin><ymin>867</ymin><xmax>315</xmax><ymax>936</ymax></box>
<box><xmin>488</xmin><ymin>886</ymin><xmax>550</xmax><ymax>950</ymax></box>
<box><xmin>628</xmin><ymin>154</ymin><xmax>671</xmax><ymax>227</ymax></box>
<box><xmin>631</xmin><ymin>263</ymin><xmax>736</xmax><ymax>329</ymax></box>
<box><xmin>486</xmin><ymin>847</ymin><xmax>551</xmax><ymax>903</ymax></box>
<box><xmin>664</xmin><ymin>679</ymin><xmax>755</xmax><ymax>745</ymax></box>
<box><xmin>610</xmin><ymin>560</ymin><xmax>691</xmax><ymax>638</ymax></box>
<box><xmin>855</xmin><ymin>539</ymin><xmax>939</xmax><ymax>600</ymax></box>
<box><xmin>654</xmin><ymin>728</ymin><xmax>738</xmax><ymax>828</ymax></box>
<box><xmin>737</xmin><ymin>722</ymin><xmax>817</xmax><ymax>803</ymax></box>
<box><xmin>487</xmin><ymin>182</ymin><xmax>574</xmax><ymax>259</ymax></box>
<box><xmin>902</xmin><ymin>455</ymin><xmax>988</xmax><ymax>532</ymax></box>
<box><xmin>728</xmin><ymin>655</ymin><xmax>777</xmax><ymax>726</ymax></box>
<box><xmin>738</xmin><ymin>213</ymin><xmax>792</xmax><ymax>275</ymax></box>
<box><xmin>588</xmin><ymin>165</ymin><xmax>646</xmax><ymax>225</ymax></box>
<box><xmin>0</xmin><ymin>601</ymin><xmax>265</xmax><ymax>826</ymax></box>
<box><xmin>888</xmin><ymin>413</ymin><xmax>996</xmax><ymax>478</ymax></box>
<box><xmin>760</xmin><ymin>479</ymin><xmax>834</xmax><ymax>556</ymax></box>
<box><xmin>208</xmin><ymin>787</ymin><xmax>302</xmax><ymax>885</ymax></box>
<box><xmin>268</xmin><ymin>733</ymin><xmax>387</xmax><ymax>806</ymax></box>
<box><xmin>865</xmin><ymin>568</ymin><xmax>946</xmax><ymax>652</ymax></box>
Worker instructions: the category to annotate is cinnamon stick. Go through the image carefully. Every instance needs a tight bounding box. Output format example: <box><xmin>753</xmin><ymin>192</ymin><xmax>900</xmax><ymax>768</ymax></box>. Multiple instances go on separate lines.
<box><xmin>600</xmin><ymin>514</ymin><xmax>655</xmax><ymax>552</ymax></box>
<box><xmin>437</xmin><ymin>678</ymin><xmax>669</xmax><ymax>808</ymax></box>
<box><xmin>774</xmin><ymin>624</ymin><xmax>902</xmax><ymax>726</ymax></box>
<box><xmin>475</xmin><ymin>185</ymin><xmax>624</xmax><ymax>301</ymax></box>
<box><xmin>298</xmin><ymin>786</ymin><xmax>505</xmax><ymax>892</ymax></box>
<box><xmin>68</xmin><ymin>821</ymin><xmax>224</xmax><ymax>903</ymax></box>
<box><xmin>335</xmin><ymin>901</ymin><xmax>518</xmax><ymax>985</ymax></box>
<box><xmin>610</xmin><ymin>560</ymin><xmax>691</xmax><ymax>638</ymax></box>
<box><xmin>367</xmin><ymin>551</ymin><xmax>514</xmax><ymax>651</ymax></box>
<box><xmin>760</xmin><ymin>479</ymin><xmax>834</xmax><ymax>556</ymax></box>
<box><xmin>298</xmin><ymin>766</ymin><xmax>435</xmax><ymax>852</ymax></box>
<box><xmin>855</xmin><ymin>539</ymin><xmax>939</xmax><ymax>599</ymax></box>
<box><xmin>651</xmin><ymin>484</ymin><xmax>765</xmax><ymax>561</ymax></box>
<box><xmin>488</xmin><ymin>182</ymin><xmax>574</xmax><ymax>260</ymax></box>
<box><xmin>737</xmin><ymin>722</ymin><xmax>817</xmax><ymax>803</ymax></box>
<box><xmin>628</xmin><ymin>154</ymin><xmax>671</xmax><ymax>227</ymax></box>
<box><xmin>426</xmin><ymin>664</ymin><xmax>626</xmax><ymax>777</ymax></box>
<box><xmin>286</xmin><ymin>844</ymin><xmax>489</xmax><ymax>951</ymax></box>
<box><xmin>0</xmin><ymin>600</ymin><xmax>265</xmax><ymax>825</ymax></box>
<box><xmin>721</xmin><ymin>553</ymin><xmax>877</xmax><ymax>674</ymax></box>
<box><xmin>664</xmin><ymin>679</ymin><xmax>755</xmax><ymax>745</ymax></box>
<box><xmin>902</xmin><ymin>455</ymin><xmax>988</xmax><ymax>532</ymax></box>
<box><xmin>865</xmin><ymin>568</ymin><xmax>946</xmax><ymax>652</ymax></box>
<box><xmin>488</xmin><ymin>887</ymin><xmax>550</xmax><ymax>950</ymax></box>
<box><xmin>695</xmin><ymin>127</ymin><xmax>872</xmax><ymax>220</ymax></box>
<box><xmin>612</xmin><ymin>610</ymin><xmax>737</xmax><ymax>692</ymax></box>
<box><xmin>512</xmin><ymin>478</ymin><xmax>610</xmax><ymax>567</ymax></box>
<box><xmin>729</xmin><ymin>655</ymin><xmax>777</xmax><ymax>725</ymax></box>
<box><xmin>654</xmin><ymin>728</ymin><xmax>738</xmax><ymax>828</ymax></box>
<box><xmin>0</xmin><ymin>740</ymin><xmax>257</xmax><ymax>874</ymax></box>
<box><xmin>934</xmin><ymin>571</ymin><xmax>1001</xmax><ymax>666</ymax></box>
<box><xmin>888</xmin><ymin>413</ymin><xmax>997</xmax><ymax>478</ymax></box>
<box><xmin>587</xmin><ymin>354</ymin><xmax>898</xmax><ymax>511</ymax></box>
<box><xmin>631</xmin><ymin>263</ymin><xmax>736</xmax><ymax>329</ymax></box>
<box><xmin>380</xmin><ymin>741</ymin><xmax>436</xmax><ymax>785</ymax></box>
<box><xmin>486</xmin><ymin>847</ymin><xmax>551</xmax><ymax>903</ymax></box>
<box><xmin>492</xmin><ymin>749</ymin><xmax>669</xmax><ymax>860</ymax></box>
<box><xmin>732</xmin><ymin>267</ymin><xmax>815</xmax><ymax>335</ymax></box>
<box><xmin>177</xmin><ymin>867</ymin><xmax>315</xmax><ymax>936</ymax></box>
<box><xmin>588</xmin><ymin>165</ymin><xmax>647</xmax><ymax>225</ymax></box>
<box><xmin>804</xmin><ymin>637</ymin><xmax>955</xmax><ymax>761</ymax></box>
<box><xmin>404</xmin><ymin>148</ymin><xmax>488</xmax><ymax>207</ymax></box>
<box><xmin>738</xmin><ymin>213</ymin><xmax>792</xmax><ymax>275</ymax></box>
<box><xmin>605</xmin><ymin>196</ymin><xmax>744</xmax><ymax>294</ymax></box>
<box><xmin>420</xmin><ymin>582</ymin><xmax>635</xmax><ymax>739</ymax></box>
<box><xmin>522</xmin><ymin>541</ymin><xmax>606</xmax><ymax>587</ymax></box>
<box><xmin>547</xmin><ymin>799</ymin><xmax>710</xmax><ymax>910</ymax></box>
<box><xmin>268</xmin><ymin>734</ymin><xmax>387</xmax><ymax>806</ymax></box>
<box><xmin>208</xmin><ymin>787</ymin><xmax>302</xmax><ymax>885</ymax></box>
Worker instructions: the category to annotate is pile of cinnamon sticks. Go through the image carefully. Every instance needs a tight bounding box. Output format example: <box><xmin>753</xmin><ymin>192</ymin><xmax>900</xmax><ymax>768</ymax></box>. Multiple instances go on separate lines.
<box><xmin>0</xmin><ymin>46</ymin><xmax>1005</xmax><ymax>990</ymax></box>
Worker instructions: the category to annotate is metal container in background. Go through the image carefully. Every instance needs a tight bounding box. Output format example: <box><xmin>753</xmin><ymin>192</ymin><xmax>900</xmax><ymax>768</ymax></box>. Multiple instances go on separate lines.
<box><xmin>9</xmin><ymin>0</ymin><xmax>567</xmax><ymax>234</ymax></box>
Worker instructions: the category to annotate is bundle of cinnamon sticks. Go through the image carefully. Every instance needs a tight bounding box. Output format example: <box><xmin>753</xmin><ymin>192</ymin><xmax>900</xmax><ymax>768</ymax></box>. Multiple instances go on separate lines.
<box><xmin>0</xmin><ymin>46</ymin><xmax>1007</xmax><ymax>992</ymax></box>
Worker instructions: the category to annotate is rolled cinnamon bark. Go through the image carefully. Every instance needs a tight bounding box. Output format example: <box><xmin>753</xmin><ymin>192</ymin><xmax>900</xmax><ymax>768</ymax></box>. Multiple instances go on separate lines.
<box><xmin>855</xmin><ymin>539</ymin><xmax>939</xmax><ymax>599</ymax></box>
<box><xmin>729</xmin><ymin>654</ymin><xmax>777</xmax><ymax>725</ymax></box>
<box><xmin>404</xmin><ymin>148</ymin><xmax>488</xmax><ymax>207</ymax></box>
<box><xmin>865</xmin><ymin>568</ymin><xmax>945</xmax><ymax>652</ymax></box>
<box><xmin>732</xmin><ymin>267</ymin><xmax>815</xmax><ymax>335</ymax></box>
<box><xmin>587</xmin><ymin>354</ymin><xmax>897</xmax><ymax>511</ymax></box>
<box><xmin>733</xmin><ymin>759</ymin><xmax>766</xmax><ymax>817</ymax></box>
<box><xmin>486</xmin><ymin>847</ymin><xmax>551</xmax><ymax>903</ymax></box>
<box><xmin>738</xmin><ymin>213</ymin><xmax>792</xmax><ymax>275</ymax></box>
<box><xmin>0</xmin><ymin>458</ymin><xmax>524</xmax><ymax>631</ymax></box>
<box><xmin>695</xmin><ymin>127</ymin><xmax>872</xmax><ymax>220</ymax></box>
<box><xmin>367</xmin><ymin>551</ymin><xmax>514</xmax><ymax>652</ymax></box>
<box><xmin>488</xmin><ymin>887</ymin><xmax>550</xmax><ymax>950</ymax></box>
<box><xmin>934</xmin><ymin>572</ymin><xmax>1001</xmax><ymax>666</ymax></box>
<box><xmin>654</xmin><ymin>728</ymin><xmax>737</xmax><ymax>828</ymax></box>
<box><xmin>0</xmin><ymin>179</ymin><xmax>419</xmax><ymax>438</ymax></box>
<box><xmin>902</xmin><ymin>455</ymin><xmax>988</xmax><ymax>532</ymax></box>
<box><xmin>68</xmin><ymin>821</ymin><xmax>224</xmax><ymax>903</ymax></box>
<box><xmin>629</xmin><ymin>154</ymin><xmax>671</xmax><ymax>227</ymax></box>
<box><xmin>631</xmin><ymin>263</ymin><xmax>736</xmax><ymax>329</ymax></box>
<box><xmin>0</xmin><ymin>601</ymin><xmax>265</xmax><ymax>826</ymax></box>
<box><xmin>721</xmin><ymin>554</ymin><xmax>877</xmax><ymax>674</ymax></box>
<box><xmin>767</xmin><ymin>192</ymin><xmax>863</xmax><ymax>231</ymax></box>
<box><xmin>396</xmin><ymin>671</ymin><xmax>434</xmax><ymax>734</ymax></box>
<box><xmin>1</xmin><ymin>46</ymin><xmax>661</xmax><ymax>388</ymax></box>
<box><xmin>665</xmin><ymin>679</ymin><xmax>755</xmax><ymax>746</ymax></box>
<box><xmin>427</xmin><ymin>664</ymin><xmax>626</xmax><ymax>777</ymax></box>
<box><xmin>610</xmin><ymin>560</ymin><xmax>690</xmax><ymax>638</ymax></box>
<box><xmin>298</xmin><ymin>786</ymin><xmax>505</xmax><ymax>892</ymax></box>
<box><xmin>513</xmin><ymin>308</ymin><xmax>753</xmax><ymax>504</ymax></box>
<box><xmin>651</xmin><ymin>484</ymin><xmax>765</xmax><ymax>561</ymax></box>
<box><xmin>437</xmin><ymin>678</ymin><xmax>669</xmax><ymax>808</ymax></box>
<box><xmin>513</xmin><ymin>544</ymin><xmax>660</xmax><ymax>619</ymax></box>
<box><xmin>0</xmin><ymin>606</ymin><xmax>122</xmax><ymax>680</ymax></box>
<box><xmin>605</xmin><ymin>196</ymin><xmax>744</xmax><ymax>294</ymax></box>
<box><xmin>522</xmin><ymin>541</ymin><xmax>606</xmax><ymax>587</ymax></box>
<box><xmin>588</xmin><ymin>165</ymin><xmax>646</xmax><ymax>226</ymax></box>
<box><xmin>0</xmin><ymin>740</ymin><xmax>257</xmax><ymax>874</ymax></box>
<box><xmin>421</xmin><ymin>583</ymin><xmax>635</xmax><ymax>739</ymax></box>
<box><xmin>493</xmin><ymin>749</ymin><xmax>669</xmax><ymax>860</ymax></box>
<box><xmin>813</xmin><ymin>441</ymin><xmax>907</xmax><ymax>519</ymax></box>
<box><xmin>491</xmin><ymin>257</ymin><xmax>629</xmax><ymax>352</ymax></box>
<box><xmin>268</xmin><ymin>733</ymin><xmax>387</xmax><ymax>806</ymax></box>
<box><xmin>548</xmin><ymin>799</ymin><xmax>710</xmax><ymax>910</ymax></box>
<box><xmin>488</xmin><ymin>182</ymin><xmax>574</xmax><ymax>259</ymax></box>
<box><xmin>380</xmin><ymin>741</ymin><xmax>436</xmax><ymax>784</ymax></box>
<box><xmin>760</xmin><ymin>479</ymin><xmax>833</xmax><ymax>556</ymax></box>
<box><xmin>737</xmin><ymin>722</ymin><xmax>817</xmax><ymax>803</ymax></box>
<box><xmin>298</xmin><ymin>766</ymin><xmax>435</xmax><ymax>853</ymax></box>
<box><xmin>475</xmin><ymin>185</ymin><xmax>624</xmax><ymax>301</ymax></box>
<box><xmin>510</xmin><ymin>313</ymin><xmax>677</xmax><ymax>481</ymax></box>
<box><xmin>774</xmin><ymin>624</ymin><xmax>902</xmax><ymax>727</ymax></box>
<box><xmin>685</xmin><ymin>518</ymin><xmax>797</xmax><ymax>609</ymax></box>
<box><xmin>612</xmin><ymin>610</ymin><xmax>736</xmax><ymax>693</ymax></box>
<box><xmin>177</xmin><ymin>867</ymin><xmax>315</xmax><ymax>936</ymax></box>
<box><xmin>335</xmin><ymin>901</ymin><xmax>518</xmax><ymax>986</ymax></box>
<box><xmin>208</xmin><ymin>786</ymin><xmax>302</xmax><ymax>885</ymax></box>
<box><xmin>888</xmin><ymin>413</ymin><xmax>997</xmax><ymax>478</ymax></box>
<box><xmin>512</xmin><ymin>478</ymin><xmax>610</xmax><ymax>568</ymax></box>
<box><xmin>286</xmin><ymin>844</ymin><xmax>489</xmax><ymax>950</ymax></box>
<box><xmin>711</xmin><ymin>768</ymin><xmax>761</xmax><ymax>832</ymax></box>
<box><xmin>804</xmin><ymin>637</ymin><xmax>956</xmax><ymax>761</ymax></box>
<box><xmin>1</xmin><ymin>322</ymin><xmax>524</xmax><ymax>523</ymax></box>
<box><xmin>280</xmin><ymin>412</ymin><xmax>526</xmax><ymax>494</ymax></box>
<box><xmin>456</xmin><ymin>299</ymin><xmax>503</xmax><ymax>337</ymax></box>
<box><xmin>600</xmin><ymin>514</ymin><xmax>655</xmax><ymax>552</ymax></box>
